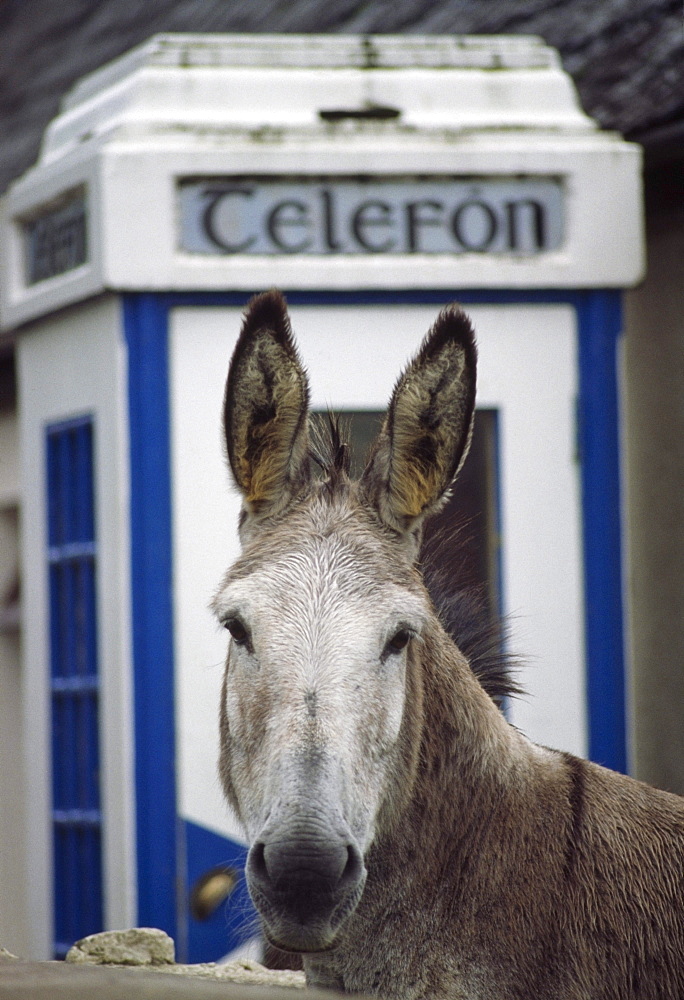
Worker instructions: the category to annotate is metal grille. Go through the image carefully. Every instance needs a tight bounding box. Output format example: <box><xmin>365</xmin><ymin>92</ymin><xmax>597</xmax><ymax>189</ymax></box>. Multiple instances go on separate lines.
<box><xmin>46</xmin><ymin>417</ymin><xmax>103</xmax><ymax>958</ymax></box>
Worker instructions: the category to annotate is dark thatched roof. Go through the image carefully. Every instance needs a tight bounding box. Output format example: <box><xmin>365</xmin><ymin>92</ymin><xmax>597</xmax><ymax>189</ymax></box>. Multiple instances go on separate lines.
<box><xmin>0</xmin><ymin>0</ymin><xmax>682</xmax><ymax>195</ymax></box>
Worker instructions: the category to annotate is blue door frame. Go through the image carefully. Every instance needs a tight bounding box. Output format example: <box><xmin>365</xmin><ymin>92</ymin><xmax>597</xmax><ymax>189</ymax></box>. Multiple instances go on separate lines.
<box><xmin>123</xmin><ymin>287</ymin><xmax>626</xmax><ymax>956</ymax></box>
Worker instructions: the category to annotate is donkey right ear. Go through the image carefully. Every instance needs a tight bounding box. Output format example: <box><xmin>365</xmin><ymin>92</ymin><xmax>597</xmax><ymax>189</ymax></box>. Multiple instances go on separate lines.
<box><xmin>223</xmin><ymin>290</ymin><xmax>311</xmax><ymax>526</ymax></box>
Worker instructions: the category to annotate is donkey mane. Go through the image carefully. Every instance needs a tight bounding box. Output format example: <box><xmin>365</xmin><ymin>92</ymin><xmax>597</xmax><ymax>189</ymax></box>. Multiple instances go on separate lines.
<box><xmin>423</xmin><ymin>576</ymin><xmax>522</xmax><ymax>708</ymax></box>
<box><xmin>309</xmin><ymin>412</ymin><xmax>352</xmax><ymax>490</ymax></box>
<box><xmin>309</xmin><ymin>413</ymin><xmax>520</xmax><ymax>708</ymax></box>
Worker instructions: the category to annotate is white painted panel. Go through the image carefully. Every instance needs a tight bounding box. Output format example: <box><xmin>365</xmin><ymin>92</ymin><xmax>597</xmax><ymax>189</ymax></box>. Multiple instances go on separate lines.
<box><xmin>17</xmin><ymin>295</ymin><xmax>136</xmax><ymax>956</ymax></box>
<box><xmin>170</xmin><ymin>302</ymin><xmax>583</xmax><ymax>842</ymax></box>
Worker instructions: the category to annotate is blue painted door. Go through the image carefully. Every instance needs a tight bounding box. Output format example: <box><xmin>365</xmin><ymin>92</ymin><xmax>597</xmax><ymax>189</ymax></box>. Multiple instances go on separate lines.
<box><xmin>47</xmin><ymin>416</ymin><xmax>103</xmax><ymax>958</ymax></box>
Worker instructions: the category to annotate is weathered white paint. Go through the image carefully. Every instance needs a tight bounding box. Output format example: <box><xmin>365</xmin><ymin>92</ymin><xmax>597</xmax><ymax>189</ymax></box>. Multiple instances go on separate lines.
<box><xmin>17</xmin><ymin>296</ymin><xmax>136</xmax><ymax>957</ymax></box>
<box><xmin>170</xmin><ymin>302</ymin><xmax>582</xmax><ymax>842</ymax></box>
<box><xmin>0</xmin><ymin>34</ymin><xmax>644</xmax><ymax>329</ymax></box>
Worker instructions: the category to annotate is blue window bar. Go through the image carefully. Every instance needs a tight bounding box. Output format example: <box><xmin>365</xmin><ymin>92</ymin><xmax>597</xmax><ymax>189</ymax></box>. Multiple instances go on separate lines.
<box><xmin>46</xmin><ymin>417</ymin><xmax>103</xmax><ymax>958</ymax></box>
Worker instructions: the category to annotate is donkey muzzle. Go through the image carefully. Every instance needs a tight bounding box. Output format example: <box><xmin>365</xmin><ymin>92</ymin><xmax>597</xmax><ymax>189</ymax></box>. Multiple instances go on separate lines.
<box><xmin>246</xmin><ymin>826</ymin><xmax>366</xmax><ymax>952</ymax></box>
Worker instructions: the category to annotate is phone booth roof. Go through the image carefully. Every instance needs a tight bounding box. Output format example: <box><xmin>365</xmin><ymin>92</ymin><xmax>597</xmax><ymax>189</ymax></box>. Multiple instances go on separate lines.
<box><xmin>1</xmin><ymin>33</ymin><xmax>643</xmax><ymax>330</ymax></box>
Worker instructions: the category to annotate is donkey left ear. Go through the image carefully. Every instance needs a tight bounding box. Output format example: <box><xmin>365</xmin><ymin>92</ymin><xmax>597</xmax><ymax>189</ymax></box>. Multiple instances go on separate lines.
<box><xmin>223</xmin><ymin>290</ymin><xmax>311</xmax><ymax>527</ymax></box>
<box><xmin>361</xmin><ymin>304</ymin><xmax>476</xmax><ymax>543</ymax></box>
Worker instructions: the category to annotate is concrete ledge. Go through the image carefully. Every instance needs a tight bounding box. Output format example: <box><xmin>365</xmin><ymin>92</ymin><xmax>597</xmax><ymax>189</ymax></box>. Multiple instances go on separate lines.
<box><xmin>0</xmin><ymin>962</ymin><xmax>328</xmax><ymax>1000</ymax></box>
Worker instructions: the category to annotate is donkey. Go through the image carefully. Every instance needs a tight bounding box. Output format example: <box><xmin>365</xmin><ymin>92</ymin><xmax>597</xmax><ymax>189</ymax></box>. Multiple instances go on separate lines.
<box><xmin>214</xmin><ymin>290</ymin><xmax>684</xmax><ymax>999</ymax></box>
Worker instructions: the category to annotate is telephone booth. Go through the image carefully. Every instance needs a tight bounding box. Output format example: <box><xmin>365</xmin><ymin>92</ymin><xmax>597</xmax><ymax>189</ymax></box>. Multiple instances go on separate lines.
<box><xmin>0</xmin><ymin>33</ymin><xmax>643</xmax><ymax>962</ymax></box>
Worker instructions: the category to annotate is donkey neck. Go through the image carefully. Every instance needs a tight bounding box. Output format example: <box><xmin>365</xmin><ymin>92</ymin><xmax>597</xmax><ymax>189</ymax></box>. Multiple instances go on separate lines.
<box><xmin>392</xmin><ymin>625</ymin><xmax>523</xmax><ymax>867</ymax></box>
<box><xmin>305</xmin><ymin>628</ymin><xmax>532</xmax><ymax>998</ymax></box>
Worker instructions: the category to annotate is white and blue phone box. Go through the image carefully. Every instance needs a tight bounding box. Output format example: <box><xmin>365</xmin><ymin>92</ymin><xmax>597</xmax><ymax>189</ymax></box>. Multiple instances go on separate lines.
<box><xmin>0</xmin><ymin>33</ymin><xmax>643</xmax><ymax>962</ymax></box>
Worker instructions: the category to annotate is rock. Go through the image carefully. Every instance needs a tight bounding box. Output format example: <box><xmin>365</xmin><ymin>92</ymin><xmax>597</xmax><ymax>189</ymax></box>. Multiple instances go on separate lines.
<box><xmin>62</xmin><ymin>928</ymin><xmax>306</xmax><ymax>988</ymax></box>
<box><xmin>65</xmin><ymin>928</ymin><xmax>175</xmax><ymax>966</ymax></box>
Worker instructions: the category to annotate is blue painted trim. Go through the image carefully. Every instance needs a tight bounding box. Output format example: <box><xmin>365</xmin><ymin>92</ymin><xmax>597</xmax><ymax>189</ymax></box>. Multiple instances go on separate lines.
<box><xmin>489</xmin><ymin>407</ymin><xmax>505</xmax><ymax>624</ymax></box>
<box><xmin>576</xmin><ymin>291</ymin><xmax>626</xmax><ymax>772</ymax></box>
<box><xmin>123</xmin><ymin>294</ymin><xmax>178</xmax><ymax>939</ymax></box>
<box><xmin>121</xmin><ymin>287</ymin><xmax>615</xmax><ymax>311</ymax></box>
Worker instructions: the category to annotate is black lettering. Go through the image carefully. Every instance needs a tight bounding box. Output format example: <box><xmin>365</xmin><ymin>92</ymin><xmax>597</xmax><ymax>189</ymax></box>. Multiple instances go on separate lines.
<box><xmin>27</xmin><ymin>204</ymin><xmax>87</xmax><ymax>284</ymax></box>
<box><xmin>202</xmin><ymin>187</ymin><xmax>256</xmax><ymax>253</ymax></box>
<box><xmin>505</xmin><ymin>199</ymin><xmax>546</xmax><ymax>251</ymax></box>
<box><xmin>266</xmin><ymin>200</ymin><xmax>312</xmax><ymax>252</ymax></box>
<box><xmin>405</xmin><ymin>200</ymin><xmax>444</xmax><ymax>252</ymax></box>
<box><xmin>321</xmin><ymin>189</ymin><xmax>343</xmax><ymax>251</ymax></box>
<box><xmin>451</xmin><ymin>200</ymin><xmax>498</xmax><ymax>251</ymax></box>
<box><xmin>351</xmin><ymin>200</ymin><xmax>395</xmax><ymax>252</ymax></box>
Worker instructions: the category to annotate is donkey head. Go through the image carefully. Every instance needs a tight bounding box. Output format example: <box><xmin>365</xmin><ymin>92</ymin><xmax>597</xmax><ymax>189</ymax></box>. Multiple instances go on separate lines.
<box><xmin>214</xmin><ymin>290</ymin><xmax>476</xmax><ymax>953</ymax></box>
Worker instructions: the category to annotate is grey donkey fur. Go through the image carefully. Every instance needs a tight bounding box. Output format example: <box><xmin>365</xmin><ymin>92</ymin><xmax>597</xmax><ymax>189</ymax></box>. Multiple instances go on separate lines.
<box><xmin>215</xmin><ymin>290</ymin><xmax>684</xmax><ymax>1000</ymax></box>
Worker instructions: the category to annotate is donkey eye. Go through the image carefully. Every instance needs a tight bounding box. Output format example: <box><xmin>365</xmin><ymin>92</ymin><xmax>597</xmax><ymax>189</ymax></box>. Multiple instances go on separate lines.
<box><xmin>384</xmin><ymin>629</ymin><xmax>412</xmax><ymax>656</ymax></box>
<box><xmin>225</xmin><ymin>618</ymin><xmax>249</xmax><ymax>646</ymax></box>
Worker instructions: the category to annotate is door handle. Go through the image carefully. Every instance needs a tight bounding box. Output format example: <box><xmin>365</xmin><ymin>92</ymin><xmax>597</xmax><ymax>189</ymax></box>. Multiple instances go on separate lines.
<box><xmin>189</xmin><ymin>865</ymin><xmax>237</xmax><ymax>921</ymax></box>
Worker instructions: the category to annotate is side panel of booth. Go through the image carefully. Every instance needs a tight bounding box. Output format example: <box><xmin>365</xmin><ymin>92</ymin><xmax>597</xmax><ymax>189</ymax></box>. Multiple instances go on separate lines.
<box><xmin>19</xmin><ymin>295</ymin><xmax>136</xmax><ymax>959</ymax></box>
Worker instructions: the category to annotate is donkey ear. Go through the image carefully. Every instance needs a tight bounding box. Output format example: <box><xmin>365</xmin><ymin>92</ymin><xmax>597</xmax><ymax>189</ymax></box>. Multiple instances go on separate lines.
<box><xmin>224</xmin><ymin>290</ymin><xmax>310</xmax><ymax>524</ymax></box>
<box><xmin>361</xmin><ymin>304</ymin><xmax>476</xmax><ymax>541</ymax></box>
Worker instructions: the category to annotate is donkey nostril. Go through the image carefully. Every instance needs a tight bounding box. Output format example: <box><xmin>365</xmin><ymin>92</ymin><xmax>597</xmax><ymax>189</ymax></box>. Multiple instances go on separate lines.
<box><xmin>249</xmin><ymin>841</ymin><xmax>268</xmax><ymax>880</ymax></box>
<box><xmin>339</xmin><ymin>843</ymin><xmax>364</xmax><ymax>889</ymax></box>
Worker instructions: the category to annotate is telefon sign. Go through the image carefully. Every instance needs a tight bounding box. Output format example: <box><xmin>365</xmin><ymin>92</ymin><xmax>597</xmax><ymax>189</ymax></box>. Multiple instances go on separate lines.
<box><xmin>23</xmin><ymin>189</ymin><xmax>87</xmax><ymax>285</ymax></box>
<box><xmin>179</xmin><ymin>177</ymin><xmax>563</xmax><ymax>257</ymax></box>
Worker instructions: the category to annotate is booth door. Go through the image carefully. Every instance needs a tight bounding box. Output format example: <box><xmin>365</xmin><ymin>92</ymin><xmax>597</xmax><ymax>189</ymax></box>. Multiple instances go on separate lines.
<box><xmin>169</xmin><ymin>301</ymin><xmax>582</xmax><ymax>962</ymax></box>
